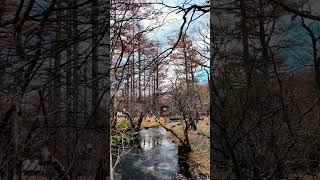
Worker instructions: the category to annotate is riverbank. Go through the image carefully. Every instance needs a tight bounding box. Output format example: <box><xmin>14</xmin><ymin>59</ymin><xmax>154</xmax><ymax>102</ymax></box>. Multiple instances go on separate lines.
<box><xmin>140</xmin><ymin>116</ymin><xmax>167</xmax><ymax>129</ymax></box>
<box><xmin>166</xmin><ymin>117</ymin><xmax>210</xmax><ymax>179</ymax></box>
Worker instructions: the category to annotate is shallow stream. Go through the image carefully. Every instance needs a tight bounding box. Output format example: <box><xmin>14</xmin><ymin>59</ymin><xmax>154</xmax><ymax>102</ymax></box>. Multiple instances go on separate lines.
<box><xmin>115</xmin><ymin>127</ymin><xmax>193</xmax><ymax>180</ymax></box>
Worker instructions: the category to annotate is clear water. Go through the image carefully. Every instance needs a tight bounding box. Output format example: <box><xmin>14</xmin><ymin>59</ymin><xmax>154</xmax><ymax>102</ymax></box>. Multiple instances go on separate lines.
<box><xmin>115</xmin><ymin>127</ymin><xmax>191</xmax><ymax>180</ymax></box>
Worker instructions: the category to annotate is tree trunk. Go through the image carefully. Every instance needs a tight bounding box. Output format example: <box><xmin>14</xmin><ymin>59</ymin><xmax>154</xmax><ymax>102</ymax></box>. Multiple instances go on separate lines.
<box><xmin>240</xmin><ymin>0</ymin><xmax>251</xmax><ymax>87</ymax></box>
<box><xmin>136</xmin><ymin>112</ymin><xmax>144</xmax><ymax>130</ymax></box>
<box><xmin>66</xmin><ymin>1</ymin><xmax>73</xmax><ymax>125</ymax></box>
<box><xmin>72</xmin><ymin>0</ymin><xmax>79</xmax><ymax>123</ymax></box>
<box><xmin>54</xmin><ymin>4</ymin><xmax>61</xmax><ymax>122</ymax></box>
<box><xmin>138</xmin><ymin>47</ymin><xmax>142</xmax><ymax>102</ymax></box>
<box><xmin>83</xmin><ymin>64</ymin><xmax>88</xmax><ymax>120</ymax></box>
<box><xmin>105</xmin><ymin>0</ymin><xmax>111</xmax><ymax>178</ymax></box>
<box><xmin>91</xmin><ymin>0</ymin><xmax>99</xmax><ymax>123</ymax></box>
<box><xmin>155</xmin><ymin>60</ymin><xmax>159</xmax><ymax>115</ymax></box>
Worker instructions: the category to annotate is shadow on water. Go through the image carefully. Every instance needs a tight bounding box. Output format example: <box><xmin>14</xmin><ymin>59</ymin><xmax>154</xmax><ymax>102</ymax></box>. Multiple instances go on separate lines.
<box><xmin>178</xmin><ymin>155</ymin><xmax>192</xmax><ymax>179</ymax></box>
<box><xmin>114</xmin><ymin>127</ymin><xmax>194</xmax><ymax>180</ymax></box>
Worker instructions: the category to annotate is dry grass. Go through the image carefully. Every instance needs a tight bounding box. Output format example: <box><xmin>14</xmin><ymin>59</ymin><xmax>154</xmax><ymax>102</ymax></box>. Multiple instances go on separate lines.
<box><xmin>166</xmin><ymin>117</ymin><xmax>210</xmax><ymax>178</ymax></box>
<box><xmin>140</xmin><ymin>117</ymin><xmax>167</xmax><ymax>129</ymax></box>
<box><xmin>188</xmin><ymin>118</ymin><xmax>210</xmax><ymax>177</ymax></box>
<box><xmin>115</xmin><ymin>116</ymin><xmax>167</xmax><ymax>129</ymax></box>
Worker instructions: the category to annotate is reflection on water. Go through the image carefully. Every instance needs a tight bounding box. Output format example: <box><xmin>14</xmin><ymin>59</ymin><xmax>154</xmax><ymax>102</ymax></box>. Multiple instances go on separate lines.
<box><xmin>140</xmin><ymin>136</ymin><xmax>162</xmax><ymax>150</ymax></box>
<box><xmin>115</xmin><ymin>127</ymin><xmax>190</xmax><ymax>180</ymax></box>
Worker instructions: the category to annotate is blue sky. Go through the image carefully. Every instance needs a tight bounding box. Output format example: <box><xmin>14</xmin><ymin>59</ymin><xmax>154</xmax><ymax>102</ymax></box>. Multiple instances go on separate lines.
<box><xmin>142</xmin><ymin>1</ymin><xmax>320</xmax><ymax>84</ymax></box>
<box><xmin>143</xmin><ymin>0</ymin><xmax>210</xmax><ymax>84</ymax></box>
<box><xmin>275</xmin><ymin>16</ymin><xmax>320</xmax><ymax>73</ymax></box>
<box><xmin>147</xmin><ymin>0</ymin><xmax>209</xmax><ymax>46</ymax></box>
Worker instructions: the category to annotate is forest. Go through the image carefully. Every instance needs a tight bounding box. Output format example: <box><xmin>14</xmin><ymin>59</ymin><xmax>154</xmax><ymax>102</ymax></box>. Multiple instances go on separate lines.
<box><xmin>1</xmin><ymin>0</ymin><xmax>320</xmax><ymax>180</ymax></box>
